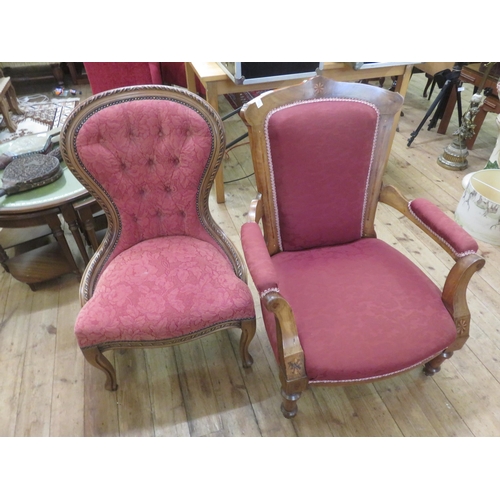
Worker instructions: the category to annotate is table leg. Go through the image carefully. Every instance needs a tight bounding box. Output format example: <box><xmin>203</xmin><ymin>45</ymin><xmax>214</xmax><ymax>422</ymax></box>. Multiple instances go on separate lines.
<box><xmin>384</xmin><ymin>65</ymin><xmax>413</xmax><ymax>166</ymax></box>
<box><xmin>60</xmin><ymin>203</ymin><xmax>90</xmax><ymax>265</ymax></box>
<box><xmin>6</xmin><ymin>83</ymin><xmax>22</xmax><ymax>115</ymax></box>
<box><xmin>185</xmin><ymin>64</ymin><xmax>226</xmax><ymax>204</ymax></box>
<box><xmin>77</xmin><ymin>202</ymin><xmax>101</xmax><ymax>251</ymax></box>
<box><xmin>437</xmin><ymin>86</ymin><xmax>458</xmax><ymax>135</ymax></box>
<box><xmin>0</xmin><ymin>244</ymin><xmax>9</xmax><ymax>272</ymax></box>
<box><xmin>205</xmin><ymin>81</ymin><xmax>226</xmax><ymax>203</ymax></box>
<box><xmin>185</xmin><ymin>63</ymin><xmax>197</xmax><ymax>93</ymax></box>
<box><xmin>394</xmin><ymin>65</ymin><xmax>413</xmax><ymax>96</ymax></box>
<box><xmin>67</xmin><ymin>62</ymin><xmax>80</xmax><ymax>85</ymax></box>
<box><xmin>0</xmin><ymin>97</ymin><xmax>16</xmax><ymax>132</ymax></box>
<box><xmin>45</xmin><ymin>212</ymin><xmax>81</xmax><ymax>275</ymax></box>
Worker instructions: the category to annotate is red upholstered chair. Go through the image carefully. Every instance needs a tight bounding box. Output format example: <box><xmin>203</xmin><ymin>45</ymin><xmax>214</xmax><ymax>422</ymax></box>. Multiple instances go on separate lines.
<box><xmin>84</xmin><ymin>62</ymin><xmax>163</xmax><ymax>94</ymax></box>
<box><xmin>239</xmin><ymin>75</ymin><xmax>485</xmax><ymax>418</ymax></box>
<box><xmin>60</xmin><ymin>85</ymin><xmax>256</xmax><ymax>390</ymax></box>
<box><xmin>84</xmin><ymin>62</ymin><xmax>206</xmax><ymax>97</ymax></box>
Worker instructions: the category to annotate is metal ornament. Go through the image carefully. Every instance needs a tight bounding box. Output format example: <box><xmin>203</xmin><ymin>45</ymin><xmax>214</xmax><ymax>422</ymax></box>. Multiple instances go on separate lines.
<box><xmin>437</xmin><ymin>62</ymin><xmax>495</xmax><ymax>171</ymax></box>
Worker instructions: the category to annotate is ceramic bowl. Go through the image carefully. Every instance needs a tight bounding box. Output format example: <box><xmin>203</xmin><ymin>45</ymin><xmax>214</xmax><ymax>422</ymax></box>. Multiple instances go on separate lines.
<box><xmin>455</xmin><ymin>169</ymin><xmax>500</xmax><ymax>245</ymax></box>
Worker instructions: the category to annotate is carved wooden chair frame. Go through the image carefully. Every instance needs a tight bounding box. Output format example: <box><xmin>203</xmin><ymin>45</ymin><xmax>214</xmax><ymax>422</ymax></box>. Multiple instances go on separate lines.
<box><xmin>61</xmin><ymin>85</ymin><xmax>256</xmax><ymax>390</ymax></box>
<box><xmin>240</xmin><ymin>75</ymin><xmax>485</xmax><ymax>417</ymax></box>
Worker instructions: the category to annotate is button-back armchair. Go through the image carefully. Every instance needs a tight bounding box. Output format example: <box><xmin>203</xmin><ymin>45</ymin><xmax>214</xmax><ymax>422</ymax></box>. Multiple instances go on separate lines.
<box><xmin>239</xmin><ymin>75</ymin><xmax>485</xmax><ymax>418</ymax></box>
<box><xmin>61</xmin><ymin>85</ymin><xmax>256</xmax><ymax>391</ymax></box>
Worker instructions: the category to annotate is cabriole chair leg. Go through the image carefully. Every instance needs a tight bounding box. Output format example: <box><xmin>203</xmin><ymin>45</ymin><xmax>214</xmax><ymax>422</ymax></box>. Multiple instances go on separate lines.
<box><xmin>83</xmin><ymin>346</ymin><xmax>118</xmax><ymax>391</ymax></box>
<box><xmin>239</xmin><ymin>318</ymin><xmax>256</xmax><ymax>368</ymax></box>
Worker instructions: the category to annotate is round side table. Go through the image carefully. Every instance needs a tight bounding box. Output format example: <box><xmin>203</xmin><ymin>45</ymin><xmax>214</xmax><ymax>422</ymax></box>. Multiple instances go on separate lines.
<box><xmin>0</xmin><ymin>159</ymin><xmax>90</xmax><ymax>289</ymax></box>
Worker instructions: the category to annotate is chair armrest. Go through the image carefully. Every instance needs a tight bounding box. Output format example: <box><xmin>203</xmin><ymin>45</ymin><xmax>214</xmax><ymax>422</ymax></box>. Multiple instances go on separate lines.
<box><xmin>247</xmin><ymin>193</ymin><xmax>263</xmax><ymax>223</ymax></box>
<box><xmin>380</xmin><ymin>185</ymin><xmax>479</xmax><ymax>260</ymax></box>
<box><xmin>241</xmin><ymin>221</ymin><xmax>279</xmax><ymax>297</ymax></box>
<box><xmin>241</xmin><ymin>221</ymin><xmax>307</xmax><ymax>385</ymax></box>
<box><xmin>380</xmin><ymin>185</ymin><xmax>485</xmax><ymax>351</ymax></box>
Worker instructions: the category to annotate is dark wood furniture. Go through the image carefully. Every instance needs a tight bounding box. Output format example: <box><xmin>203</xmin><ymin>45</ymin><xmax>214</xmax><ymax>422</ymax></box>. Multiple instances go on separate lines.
<box><xmin>437</xmin><ymin>63</ymin><xmax>499</xmax><ymax>149</ymax></box>
<box><xmin>0</xmin><ymin>208</ymin><xmax>80</xmax><ymax>289</ymax></box>
<box><xmin>0</xmin><ymin>162</ymin><xmax>90</xmax><ymax>289</ymax></box>
<box><xmin>0</xmin><ymin>76</ymin><xmax>22</xmax><ymax>133</ymax></box>
<box><xmin>0</xmin><ymin>63</ymin><xmax>66</xmax><ymax>86</ymax></box>
<box><xmin>73</xmin><ymin>196</ymin><xmax>107</xmax><ymax>253</ymax></box>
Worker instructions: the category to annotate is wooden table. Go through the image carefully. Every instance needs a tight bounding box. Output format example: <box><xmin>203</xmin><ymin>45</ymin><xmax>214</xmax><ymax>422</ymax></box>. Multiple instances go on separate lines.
<box><xmin>186</xmin><ymin>62</ymin><xmax>415</xmax><ymax>203</ymax></box>
<box><xmin>437</xmin><ymin>63</ymin><xmax>500</xmax><ymax>149</ymax></box>
<box><xmin>0</xmin><ymin>76</ymin><xmax>22</xmax><ymax>133</ymax></box>
<box><xmin>0</xmin><ymin>156</ymin><xmax>90</xmax><ymax>289</ymax></box>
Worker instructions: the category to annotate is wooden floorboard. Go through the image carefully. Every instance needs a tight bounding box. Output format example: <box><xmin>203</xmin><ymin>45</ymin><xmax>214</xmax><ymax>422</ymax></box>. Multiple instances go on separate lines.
<box><xmin>1</xmin><ymin>70</ymin><xmax>500</xmax><ymax>437</ymax></box>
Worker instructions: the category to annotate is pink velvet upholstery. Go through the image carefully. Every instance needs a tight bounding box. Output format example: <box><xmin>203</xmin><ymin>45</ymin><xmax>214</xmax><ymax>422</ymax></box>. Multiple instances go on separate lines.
<box><xmin>409</xmin><ymin>198</ymin><xmax>479</xmax><ymax>257</ymax></box>
<box><xmin>266</xmin><ymin>99</ymin><xmax>379</xmax><ymax>251</ymax></box>
<box><xmin>84</xmin><ymin>62</ymin><xmax>206</xmax><ymax>97</ymax></box>
<box><xmin>241</xmin><ymin>222</ymin><xmax>279</xmax><ymax>296</ymax></box>
<box><xmin>75</xmin><ymin>98</ymin><xmax>226</xmax><ymax>265</ymax></box>
<box><xmin>160</xmin><ymin>63</ymin><xmax>206</xmax><ymax>96</ymax></box>
<box><xmin>76</xmin><ymin>237</ymin><xmax>255</xmax><ymax>348</ymax></box>
<box><xmin>84</xmin><ymin>63</ymin><xmax>163</xmax><ymax>94</ymax></box>
<box><xmin>261</xmin><ymin>238</ymin><xmax>457</xmax><ymax>382</ymax></box>
<box><xmin>62</xmin><ymin>86</ymin><xmax>256</xmax><ymax>384</ymax></box>
<box><xmin>239</xmin><ymin>75</ymin><xmax>483</xmax><ymax>418</ymax></box>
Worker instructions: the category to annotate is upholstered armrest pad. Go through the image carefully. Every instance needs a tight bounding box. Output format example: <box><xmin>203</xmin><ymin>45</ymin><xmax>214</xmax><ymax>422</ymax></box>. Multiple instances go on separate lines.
<box><xmin>408</xmin><ymin>198</ymin><xmax>479</xmax><ymax>257</ymax></box>
<box><xmin>241</xmin><ymin>222</ymin><xmax>279</xmax><ymax>296</ymax></box>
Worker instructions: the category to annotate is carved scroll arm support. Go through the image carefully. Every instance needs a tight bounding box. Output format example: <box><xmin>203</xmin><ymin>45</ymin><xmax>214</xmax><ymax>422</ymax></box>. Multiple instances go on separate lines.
<box><xmin>379</xmin><ymin>184</ymin><xmax>485</xmax><ymax>346</ymax></box>
<box><xmin>240</xmin><ymin>211</ymin><xmax>308</xmax><ymax>390</ymax></box>
<box><xmin>262</xmin><ymin>291</ymin><xmax>308</xmax><ymax>391</ymax></box>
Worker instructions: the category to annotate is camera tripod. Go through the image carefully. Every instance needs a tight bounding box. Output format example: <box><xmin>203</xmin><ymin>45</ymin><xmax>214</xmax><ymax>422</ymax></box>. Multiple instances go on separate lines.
<box><xmin>407</xmin><ymin>64</ymin><xmax>464</xmax><ymax>147</ymax></box>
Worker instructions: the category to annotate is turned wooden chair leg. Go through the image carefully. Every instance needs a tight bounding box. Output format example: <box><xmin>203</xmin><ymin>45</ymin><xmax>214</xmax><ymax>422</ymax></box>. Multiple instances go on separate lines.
<box><xmin>424</xmin><ymin>349</ymin><xmax>454</xmax><ymax>376</ymax></box>
<box><xmin>82</xmin><ymin>346</ymin><xmax>118</xmax><ymax>391</ymax></box>
<box><xmin>239</xmin><ymin>318</ymin><xmax>256</xmax><ymax>368</ymax></box>
<box><xmin>281</xmin><ymin>388</ymin><xmax>303</xmax><ymax>419</ymax></box>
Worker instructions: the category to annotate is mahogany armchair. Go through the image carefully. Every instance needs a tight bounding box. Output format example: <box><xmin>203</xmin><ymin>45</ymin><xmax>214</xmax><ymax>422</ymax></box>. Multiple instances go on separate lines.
<box><xmin>239</xmin><ymin>75</ymin><xmax>485</xmax><ymax>418</ymax></box>
<box><xmin>61</xmin><ymin>85</ymin><xmax>256</xmax><ymax>390</ymax></box>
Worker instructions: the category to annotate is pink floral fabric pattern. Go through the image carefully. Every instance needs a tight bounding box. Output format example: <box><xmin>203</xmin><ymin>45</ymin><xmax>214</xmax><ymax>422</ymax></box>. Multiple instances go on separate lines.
<box><xmin>75</xmin><ymin>98</ymin><xmax>226</xmax><ymax>263</ymax></box>
<box><xmin>75</xmin><ymin>237</ymin><xmax>255</xmax><ymax>348</ymax></box>
<box><xmin>71</xmin><ymin>95</ymin><xmax>255</xmax><ymax>348</ymax></box>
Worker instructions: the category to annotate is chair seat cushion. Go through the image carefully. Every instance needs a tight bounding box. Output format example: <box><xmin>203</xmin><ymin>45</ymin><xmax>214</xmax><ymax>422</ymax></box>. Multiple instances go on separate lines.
<box><xmin>75</xmin><ymin>236</ymin><xmax>255</xmax><ymax>348</ymax></box>
<box><xmin>263</xmin><ymin>238</ymin><xmax>457</xmax><ymax>383</ymax></box>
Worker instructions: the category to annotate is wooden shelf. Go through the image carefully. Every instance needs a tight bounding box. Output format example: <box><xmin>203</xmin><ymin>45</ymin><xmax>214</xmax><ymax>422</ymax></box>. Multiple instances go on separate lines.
<box><xmin>6</xmin><ymin>241</ymin><xmax>79</xmax><ymax>285</ymax></box>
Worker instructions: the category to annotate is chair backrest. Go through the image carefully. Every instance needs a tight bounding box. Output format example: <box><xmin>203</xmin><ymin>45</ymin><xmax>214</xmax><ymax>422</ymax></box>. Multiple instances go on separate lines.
<box><xmin>61</xmin><ymin>85</ymin><xmax>245</xmax><ymax>298</ymax></box>
<box><xmin>84</xmin><ymin>63</ymin><xmax>163</xmax><ymax>94</ymax></box>
<box><xmin>240</xmin><ymin>75</ymin><xmax>404</xmax><ymax>254</ymax></box>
